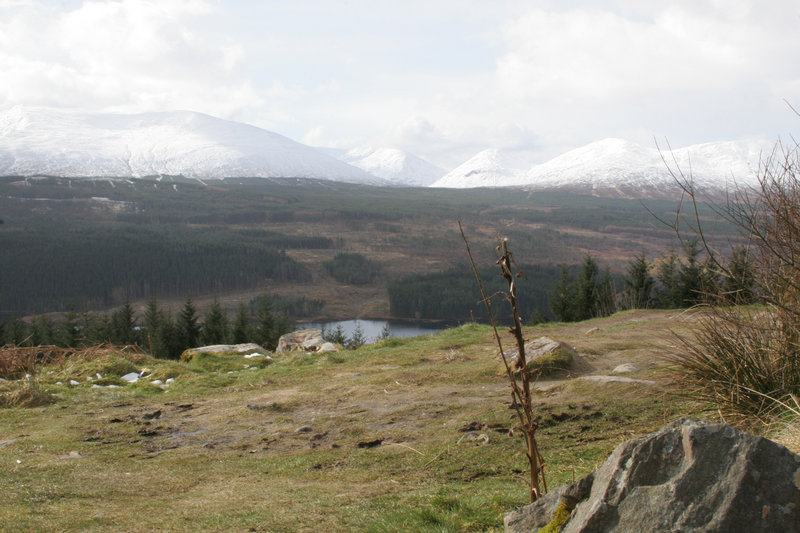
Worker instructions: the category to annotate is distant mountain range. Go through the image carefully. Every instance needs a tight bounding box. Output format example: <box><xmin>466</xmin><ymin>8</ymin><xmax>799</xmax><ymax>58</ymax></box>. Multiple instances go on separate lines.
<box><xmin>433</xmin><ymin>138</ymin><xmax>774</xmax><ymax>197</ymax></box>
<box><xmin>0</xmin><ymin>106</ymin><xmax>384</xmax><ymax>184</ymax></box>
<box><xmin>322</xmin><ymin>146</ymin><xmax>445</xmax><ymax>187</ymax></box>
<box><xmin>0</xmin><ymin>106</ymin><xmax>775</xmax><ymax>197</ymax></box>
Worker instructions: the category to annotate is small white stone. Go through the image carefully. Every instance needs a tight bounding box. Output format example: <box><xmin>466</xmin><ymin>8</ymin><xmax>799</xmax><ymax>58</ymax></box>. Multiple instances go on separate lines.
<box><xmin>165</xmin><ymin>378</ymin><xmax>175</xmax><ymax>384</ymax></box>
<box><xmin>150</xmin><ymin>380</ymin><xmax>163</xmax><ymax>385</ymax></box>
<box><xmin>69</xmin><ymin>379</ymin><xmax>80</xmax><ymax>386</ymax></box>
<box><xmin>120</xmin><ymin>373</ymin><xmax>139</xmax><ymax>383</ymax></box>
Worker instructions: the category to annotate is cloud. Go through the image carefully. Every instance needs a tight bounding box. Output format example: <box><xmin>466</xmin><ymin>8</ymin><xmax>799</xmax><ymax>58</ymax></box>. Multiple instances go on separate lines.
<box><xmin>0</xmin><ymin>0</ymin><xmax>261</xmax><ymax>117</ymax></box>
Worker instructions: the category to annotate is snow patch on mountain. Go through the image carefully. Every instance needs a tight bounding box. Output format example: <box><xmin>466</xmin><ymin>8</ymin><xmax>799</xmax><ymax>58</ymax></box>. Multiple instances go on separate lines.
<box><xmin>431</xmin><ymin>148</ymin><xmax>528</xmax><ymax>188</ymax></box>
<box><xmin>331</xmin><ymin>146</ymin><xmax>445</xmax><ymax>186</ymax></box>
<box><xmin>432</xmin><ymin>138</ymin><xmax>775</xmax><ymax>196</ymax></box>
<box><xmin>0</xmin><ymin>106</ymin><xmax>382</xmax><ymax>184</ymax></box>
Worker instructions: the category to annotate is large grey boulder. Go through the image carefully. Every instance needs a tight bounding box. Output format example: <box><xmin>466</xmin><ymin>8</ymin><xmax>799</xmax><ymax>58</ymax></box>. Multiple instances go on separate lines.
<box><xmin>505</xmin><ymin>418</ymin><xmax>800</xmax><ymax>532</ymax></box>
<box><xmin>276</xmin><ymin>329</ymin><xmax>336</xmax><ymax>353</ymax></box>
<box><xmin>509</xmin><ymin>337</ymin><xmax>576</xmax><ymax>376</ymax></box>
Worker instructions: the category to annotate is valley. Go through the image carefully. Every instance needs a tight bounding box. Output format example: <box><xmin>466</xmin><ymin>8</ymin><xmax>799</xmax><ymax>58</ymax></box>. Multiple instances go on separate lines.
<box><xmin>0</xmin><ymin>175</ymin><xmax>739</xmax><ymax>321</ymax></box>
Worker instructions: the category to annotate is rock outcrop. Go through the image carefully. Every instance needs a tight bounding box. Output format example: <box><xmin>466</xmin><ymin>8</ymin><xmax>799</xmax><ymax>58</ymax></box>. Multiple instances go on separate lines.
<box><xmin>275</xmin><ymin>329</ymin><xmax>338</xmax><ymax>353</ymax></box>
<box><xmin>505</xmin><ymin>418</ymin><xmax>800</xmax><ymax>532</ymax></box>
<box><xmin>509</xmin><ymin>337</ymin><xmax>577</xmax><ymax>376</ymax></box>
<box><xmin>182</xmin><ymin>343</ymin><xmax>269</xmax><ymax>358</ymax></box>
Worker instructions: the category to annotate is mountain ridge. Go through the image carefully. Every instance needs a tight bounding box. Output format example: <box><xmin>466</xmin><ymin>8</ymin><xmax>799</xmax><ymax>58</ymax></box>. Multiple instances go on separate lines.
<box><xmin>433</xmin><ymin>137</ymin><xmax>775</xmax><ymax>197</ymax></box>
<box><xmin>0</xmin><ymin>106</ymin><xmax>385</xmax><ymax>184</ymax></box>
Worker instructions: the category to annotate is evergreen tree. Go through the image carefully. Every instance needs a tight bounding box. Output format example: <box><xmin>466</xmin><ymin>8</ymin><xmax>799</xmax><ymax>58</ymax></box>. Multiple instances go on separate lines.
<box><xmin>655</xmin><ymin>251</ymin><xmax>682</xmax><ymax>308</ymax></box>
<box><xmin>527</xmin><ymin>309</ymin><xmax>550</xmax><ymax>326</ymax></box>
<box><xmin>31</xmin><ymin>315</ymin><xmax>54</xmax><ymax>345</ymax></box>
<box><xmin>550</xmin><ymin>266</ymin><xmax>576</xmax><ymax>322</ymax></box>
<box><xmin>9</xmin><ymin>315</ymin><xmax>28</xmax><ymax>345</ymax></box>
<box><xmin>271</xmin><ymin>307</ymin><xmax>292</xmax><ymax>349</ymax></box>
<box><xmin>679</xmin><ymin>239</ymin><xmax>705</xmax><ymax>305</ymax></box>
<box><xmin>254</xmin><ymin>296</ymin><xmax>275</xmax><ymax>349</ymax></box>
<box><xmin>177</xmin><ymin>298</ymin><xmax>201</xmax><ymax>350</ymax></box>
<box><xmin>160</xmin><ymin>312</ymin><xmax>181</xmax><ymax>359</ymax></box>
<box><xmin>324</xmin><ymin>324</ymin><xmax>347</xmax><ymax>346</ymax></box>
<box><xmin>724</xmin><ymin>246</ymin><xmax>756</xmax><ymax>304</ymax></box>
<box><xmin>595</xmin><ymin>267</ymin><xmax>617</xmax><ymax>317</ymax></box>
<box><xmin>109</xmin><ymin>301</ymin><xmax>137</xmax><ymax>345</ymax></box>
<box><xmin>347</xmin><ymin>321</ymin><xmax>367</xmax><ymax>350</ymax></box>
<box><xmin>377</xmin><ymin>322</ymin><xmax>392</xmax><ymax>341</ymax></box>
<box><xmin>574</xmin><ymin>255</ymin><xmax>599</xmax><ymax>321</ymax></box>
<box><xmin>623</xmin><ymin>253</ymin><xmax>654</xmax><ymax>309</ymax></box>
<box><xmin>81</xmin><ymin>311</ymin><xmax>110</xmax><ymax>346</ymax></box>
<box><xmin>56</xmin><ymin>308</ymin><xmax>79</xmax><ymax>347</ymax></box>
<box><xmin>231</xmin><ymin>303</ymin><xmax>252</xmax><ymax>344</ymax></box>
<box><xmin>201</xmin><ymin>298</ymin><xmax>229</xmax><ymax>345</ymax></box>
<box><xmin>143</xmin><ymin>297</ymin><xmax>171</xmax><ymax>358</ymax></box>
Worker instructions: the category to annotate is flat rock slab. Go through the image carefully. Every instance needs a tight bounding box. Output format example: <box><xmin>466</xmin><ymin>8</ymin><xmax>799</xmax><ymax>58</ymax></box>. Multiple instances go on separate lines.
<box><xmin>183</xmin><ymin>343</ymin><xmax>268</xmax><ymax>357</ymax></box>
<box><xmin>505</xmin><ymin>418</ymin><xmax>800</xmax><ymax>532</ymax></box>
<box><xmin>577</xmin><ymin>375</ymin><xmax>658</xmax><ymax>386</ymax></box>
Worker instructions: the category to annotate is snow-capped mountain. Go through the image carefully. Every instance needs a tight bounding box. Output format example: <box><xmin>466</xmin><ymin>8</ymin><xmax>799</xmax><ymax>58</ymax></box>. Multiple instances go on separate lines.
<box><xmin>432</xmin><ymin>138</ymin><xmax>776</xmax><ymax>197</ymax></box>
<box><xmin>431</xmin><ymin>148</ymin><xmax>528</xmax><ymax>188</ymax></box>
<box><xmin>0</xmin><ymin>106</ymin><xmax>382</xmax><ymax>184</ymax></box>
<box><xmin>331</xmin><ymin>146</ymin><xmax>445</xmax><ymax>187</ymax></box>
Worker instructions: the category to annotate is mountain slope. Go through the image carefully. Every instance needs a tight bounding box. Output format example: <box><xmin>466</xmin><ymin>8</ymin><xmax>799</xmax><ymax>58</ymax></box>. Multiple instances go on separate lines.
<box><xmin>0</xmin><ymin>106</ymin><xmax>381</xmax><ymax>184</ymax></box>
<box><xmin>333</xmin><ymin>146</ymin><xmax>445</xmax><ymax>186</ymax></box>
<box><xmin>431</xmin><ymin>148</ymin><xmax>527</xmax><ymax>188</ymax></box>
<box><xmin>432</xmin><ymin>138</ymin><xmax>775</xmax><ymax>197</ymax></box>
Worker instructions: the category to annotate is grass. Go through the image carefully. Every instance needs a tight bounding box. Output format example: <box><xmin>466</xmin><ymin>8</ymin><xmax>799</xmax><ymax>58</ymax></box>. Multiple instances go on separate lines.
<box><xmin>0</xmin><ymin>311</ymin><xmax>701</xmax><ymax>531</ymax></box>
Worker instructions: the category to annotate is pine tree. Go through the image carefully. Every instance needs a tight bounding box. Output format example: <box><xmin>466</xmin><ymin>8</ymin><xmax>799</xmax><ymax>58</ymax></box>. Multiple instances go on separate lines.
<box><xmin>655</xmin><ymin>251</ymin><xmax>682</xmax><ymax>308</ymax></box>
<box><xmin>679</xmin><ymin>239</ymin><xmax>705</xmax><ymax>305</ymax></box>
<box><xmin>271</xmin><ymin>307</ymin><xmax>291</xmax><ymax>349</ymax></box>
<box><xmin>143</xmin><ymin>297</ymin><xmax>169</xmax><ymax>358</ymax></box>
<box><xmin>596</xmin><ymin>267</ymin><xmax>617</xmax><ymax>317</ymax></box>
<box><xmin>231</xmin><ymin>303</ymin><xmax>252</xmax><ymax>344</ymax></box>
<box><xmin>201</xmin><ymin>298</ymin><xmax>229</xmax><ymax>345</ymax></box>
<box><xmin>724</xmin><ymin>246</ymin><xmax>756</xmax><ymax>304</ymax></box>
<box><xmin>377</xmin><ymin>322</ymin><xmax>392</xmax><ymax>341</ymax></box>
<box><xmin>574</xmin><ymin>255</ymin><xmax>599</xmax><ymax>321</ymax></box>
<box><xmin>254</xmin><ymin>296</ymin><xmax>275</xmax><ymax>349</ymax></box>
<box><xmin>109</xmin><ymin>301</ymin><xmax>137</xmax><ymax>345</ymax></box>
<box><xmin>347</xmin><ymin>321</ymin><xmax>367</xmax><ymax>350</ymax></box>
<box><xmin>177</xmin><ymin>298</ymin><xmax>201</xmax><ymax>350</ymax></box>
<box><xmin>550</xmin><ymin>265</ymin><xmax>576</xmax><ymax>322</ymax></box>
<box><xmin>324</xmin><ymin>324</ymin><xmax>347</xmax><ymax>346</ymax></box>
<box><xmin>623</xmin><ymin>253</ymin><xmax>654</xmax><ymax>309</ymax></box>
<box><xmin>56</xmin><ymin>308</ymin><xmax>79</xmax><ymax>347</ymax></box>
<box><xmin>9</xmin><ymin>315</ymin><xmax>28</xmax><ymax>345</ymax></box>
<box><xmin>31</xmin><ymin>315</ymin><xmax>54</xmax><ymax>345</ymax></box>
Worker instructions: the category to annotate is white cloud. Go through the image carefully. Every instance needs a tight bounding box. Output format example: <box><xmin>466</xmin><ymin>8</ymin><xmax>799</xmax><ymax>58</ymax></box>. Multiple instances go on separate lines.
<box><xmin>1</xmin><ymin>1</ymin><xmax>799</xmax><ymax>169</ymax></box>
<box><xmin>0</xmin><ymin>0</ymin><xmax>261</xmax><ymax>117</ymax></box>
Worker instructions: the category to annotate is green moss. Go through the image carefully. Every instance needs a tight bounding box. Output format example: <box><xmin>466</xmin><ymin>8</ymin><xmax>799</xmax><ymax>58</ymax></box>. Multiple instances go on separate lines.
<box><xmin>538</xmin><ymin>500</ymin><xmax>573</xmax><ymax>533</ymax></box>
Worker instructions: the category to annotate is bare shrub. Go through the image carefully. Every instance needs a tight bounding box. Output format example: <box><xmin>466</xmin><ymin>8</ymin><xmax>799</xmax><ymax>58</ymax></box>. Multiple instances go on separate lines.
<box><xmin>0</xmin><ymin>344</ymin><xmax>147</xmax><ymax>380</ymax></box>
<box><xmin>664</xmin><ymin>137</ymin><xmax>800</xmax><ymax>424</ymax></box>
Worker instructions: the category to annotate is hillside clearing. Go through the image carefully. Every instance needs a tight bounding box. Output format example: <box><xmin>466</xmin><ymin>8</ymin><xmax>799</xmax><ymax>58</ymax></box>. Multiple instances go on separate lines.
<box><xmin>2</xmin><ymin>311</ymin><xmax>712</xmax><ymax>531</ymax></box>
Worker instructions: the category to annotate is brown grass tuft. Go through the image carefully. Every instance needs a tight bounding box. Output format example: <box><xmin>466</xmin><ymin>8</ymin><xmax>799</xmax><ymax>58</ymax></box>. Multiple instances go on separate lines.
<box><xmin>0</xmin><ymin>381</ymin><xmax>55</xmax><ymax>408</ymax></box>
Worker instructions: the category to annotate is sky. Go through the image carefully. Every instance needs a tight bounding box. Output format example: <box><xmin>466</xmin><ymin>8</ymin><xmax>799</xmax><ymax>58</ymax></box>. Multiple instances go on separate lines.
<box><xmin>1</xmin><ymin>0</ymin><xmax>799</xmax><ymax>169</ymax></box>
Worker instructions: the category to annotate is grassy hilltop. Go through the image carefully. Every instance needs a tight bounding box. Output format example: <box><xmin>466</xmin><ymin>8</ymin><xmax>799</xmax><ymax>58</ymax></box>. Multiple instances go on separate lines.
<box><xmin>1</xmin><ymin>310</ymin><xmax>712</xmax><ymax>532</ymax></box>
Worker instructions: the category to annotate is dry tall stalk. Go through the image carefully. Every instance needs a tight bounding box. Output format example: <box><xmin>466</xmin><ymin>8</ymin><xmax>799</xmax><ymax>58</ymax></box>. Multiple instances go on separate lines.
<box><xmin>458</xmin><ymin>220</ymin><xmax>546</xmax><ymax>503</ymax></box>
